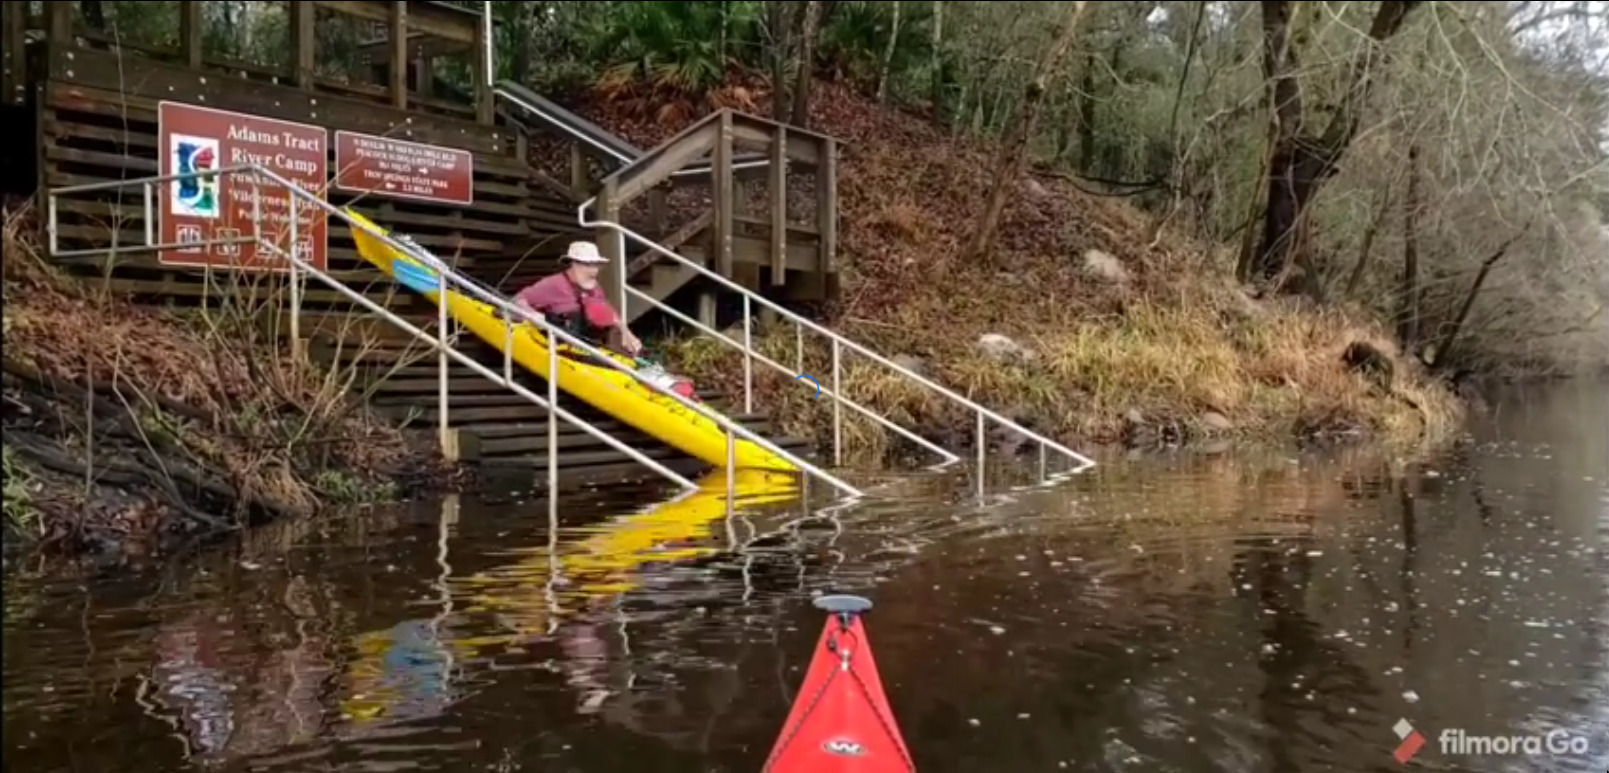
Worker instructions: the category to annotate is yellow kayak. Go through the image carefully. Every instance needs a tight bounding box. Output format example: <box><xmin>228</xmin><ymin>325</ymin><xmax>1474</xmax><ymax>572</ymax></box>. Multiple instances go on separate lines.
<box><xmin>344</xmin><ymin>209</ymin><xmax>798</xmax><ymax>473</ymax></box>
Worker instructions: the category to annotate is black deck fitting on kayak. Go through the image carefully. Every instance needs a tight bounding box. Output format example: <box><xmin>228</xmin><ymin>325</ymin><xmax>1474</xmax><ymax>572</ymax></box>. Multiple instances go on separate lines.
<box><xmin>814</xmin><ymin>594</ymin><xmax>873</xmax><ymax>615</ymax></box>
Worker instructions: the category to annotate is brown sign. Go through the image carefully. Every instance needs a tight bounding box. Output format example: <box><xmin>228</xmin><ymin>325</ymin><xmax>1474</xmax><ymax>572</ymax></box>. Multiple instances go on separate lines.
<box><xmin>332</xmin><ymin>131</ymin><xmax>474</xmax><ymax>205</ymax></box>
<box><xmin>157</xmin><ymin>101</ymin><xmax>329</xmax><ymax>271</ymax></box>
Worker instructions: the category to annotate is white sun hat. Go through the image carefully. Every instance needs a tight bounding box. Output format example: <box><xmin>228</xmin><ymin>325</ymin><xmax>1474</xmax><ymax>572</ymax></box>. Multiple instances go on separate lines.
<box><xmin>564</xmin><ymin>241</ymin><xmax>608</xmax><ymax>264</ymax></box>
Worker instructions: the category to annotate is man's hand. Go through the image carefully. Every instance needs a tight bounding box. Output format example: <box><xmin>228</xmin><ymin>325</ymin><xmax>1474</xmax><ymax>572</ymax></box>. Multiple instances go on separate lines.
<box><xmin>512</xmin><ymin>298</ymin><xmax>543</xmax><ymax>324</ymax></box>
<box><xmin>620</xmin><ymin>329</ymin><xmax>643</xmax><ymax>355</ymax></box>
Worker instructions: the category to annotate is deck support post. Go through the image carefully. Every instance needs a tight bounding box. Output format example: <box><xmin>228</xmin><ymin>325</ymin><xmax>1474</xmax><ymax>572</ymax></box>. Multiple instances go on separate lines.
<box><xmin>290</xmin><ymin>2</ymin><xmax>316</xmax><ymax>88</ymax></box>
<box><xmin>388</xmin><ymin>1</ymin><xmax>408</xmax><ymax>109</ymax></box>
<box><xmin>595</xmin><ymin>179</ymin><xmax>626</xmax><ymax>317</ymax></box>
<box><xmin>816</xmin><ymin>136</ymin><xmax>838</xmax><ymax>276</ymax></box>
<box><xmin>43</xmin><ymin>1</ymin><xmax>69</xmax><ymax>44</ymax></box>
<box><xmin>702</xmin><ymin>112</ymin><xmax>735</xmax><ymax>327</ymax></box>
<box><xmin>471</xmin><ymin>1</ymin><xmax>493</xmax><ymax>124</ymax></box>
<box><xmin>178</xmin><ymin>1</ymin><xmax>202</xmax><ymax>69</ymax></box>
<box><xmin>769</xmin><ymin>125</ymin><xmax>789</xmax><ymax>287</ymax></box>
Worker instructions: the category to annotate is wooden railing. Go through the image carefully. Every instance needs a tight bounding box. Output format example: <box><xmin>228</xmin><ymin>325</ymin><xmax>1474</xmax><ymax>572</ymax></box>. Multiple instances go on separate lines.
<box><xmin>25</xmin><ymin>0</ymin><xmax>493</xmax><ymax>122</ymax></box>
<box><xmin>592</xmin><ymin>109</ymin><xmax>839</xmax><ymax>295</ymax></box>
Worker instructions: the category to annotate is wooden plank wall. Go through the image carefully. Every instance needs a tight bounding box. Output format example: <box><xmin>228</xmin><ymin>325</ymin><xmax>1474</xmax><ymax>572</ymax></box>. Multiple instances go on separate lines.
<box><xmin>40</xmin><ymin>45</ymin><xmax>579</xmax><ymax>314</ymax></box>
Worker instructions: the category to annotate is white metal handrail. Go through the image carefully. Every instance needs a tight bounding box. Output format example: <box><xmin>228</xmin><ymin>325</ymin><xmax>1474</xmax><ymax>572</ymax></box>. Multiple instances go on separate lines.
<box><xmin>638</xmin><ymin>292</ymin><xmax>960</xmax><ymax>467</ymax></box>
<box><xmin>493</xmin><ymin>85</ymin><xmax>769</xmax><ymax>180</ymax></box>
<box><xmin>46</xmin><ymin>165</ymin><xmax>860</xmax><ymax>498</ymax></box>
<box><xmin>422</xmin><ymin>237</ymin><xmax>957</xmax><ymax>469</ymax></box>
<box><xmin>373</xmin><ymin>231</ymin><xmax>864</xmax><ymax>499</ymax></box>
<box><xmin>47</xmin><ymin>167</ymin><xmax>696</xmax><ymax>492</ymax></box>
<box><xmin>577</xmin><ymin>200</ymin><xmax>1100</xmax><ymax>482</ymax></box>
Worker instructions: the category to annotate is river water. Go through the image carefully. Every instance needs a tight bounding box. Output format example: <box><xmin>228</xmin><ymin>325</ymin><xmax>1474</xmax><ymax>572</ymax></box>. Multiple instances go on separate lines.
<box><xmin>4</xmin><ymin>381</ymin><xmax>1606</xmax><ymax>773</ymax></box>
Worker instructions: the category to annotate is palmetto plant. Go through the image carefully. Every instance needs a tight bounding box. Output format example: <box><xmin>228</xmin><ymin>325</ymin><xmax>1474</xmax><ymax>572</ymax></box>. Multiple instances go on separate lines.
<box><xmin>584</xmin><ymin>1</ymin><xmax>768</xmax><ymax>94</ymax></box>
<box><xmin>817</xmin><ymin>0</ymin><xmax>934</xmax><ymax>87</ymax></box>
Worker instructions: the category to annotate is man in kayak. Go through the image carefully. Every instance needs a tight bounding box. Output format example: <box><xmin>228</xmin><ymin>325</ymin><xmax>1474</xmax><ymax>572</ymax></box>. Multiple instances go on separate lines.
<box><xmin>512</xmin><ymin>240</ymin><xmax>643</xmax><ymax>356</ymax></box>
<box><xmin>512</xmin><ymin>240</ymin><xmax>701</xmax><ymax>402</ymax></box>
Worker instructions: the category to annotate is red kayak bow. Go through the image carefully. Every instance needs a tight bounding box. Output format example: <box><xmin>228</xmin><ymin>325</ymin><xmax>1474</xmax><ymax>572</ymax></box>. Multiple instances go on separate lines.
<box><xmin>763</xmin><ymin>595</ymin><xmax>915</xmax><ymax>772</ymax></box>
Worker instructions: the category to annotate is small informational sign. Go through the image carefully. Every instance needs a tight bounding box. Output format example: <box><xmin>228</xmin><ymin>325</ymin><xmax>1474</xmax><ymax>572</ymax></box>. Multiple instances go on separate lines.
<box><xmin>157</xmin><ymin>101</ymin><xmax>329</xmax><ymax>271</ymax></box>
<box><xmin>332</xmin><ymin>130</ymin><xmax>474</xmax><ymax>206</ymax></box>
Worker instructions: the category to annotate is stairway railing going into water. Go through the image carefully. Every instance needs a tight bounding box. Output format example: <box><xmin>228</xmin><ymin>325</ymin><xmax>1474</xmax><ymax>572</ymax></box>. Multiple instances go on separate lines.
<box><xmin>577</xmin><ymin>157</ymin><xmax>1101</xmax><ymax>490</ymax></box>
<box><xmin>44</xmin><ymin>165</ymin><xmax>865</xmax><ymax>500</ymax></box>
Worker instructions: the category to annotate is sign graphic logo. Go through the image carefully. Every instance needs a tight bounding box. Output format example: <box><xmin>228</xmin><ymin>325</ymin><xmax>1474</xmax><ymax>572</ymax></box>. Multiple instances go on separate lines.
<box><xmin>170</xmin><ymin>133</ymin><xmax>220</xmax><ymax>218</ymax></box>
<box><xmin>1394</xmin><ymin>719</ymin><xmax>1427</xmax><ymax>763</ymax></box>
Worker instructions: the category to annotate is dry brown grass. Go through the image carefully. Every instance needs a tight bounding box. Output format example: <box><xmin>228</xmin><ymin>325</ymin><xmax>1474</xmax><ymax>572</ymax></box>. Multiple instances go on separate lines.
<box><xmin>666</xmin><ymin>289</ymin><xmax>1459</xmax><ymax>463</ymax></box>
<box><xmin>1</xmin><ymin>205</ymin><xmax>447</xmax><ymax>549</ymax></box>
<box><xmin>578</xmin><ymin>80</ymin><xmax>1465</xmax><ymax>458</ymax></box>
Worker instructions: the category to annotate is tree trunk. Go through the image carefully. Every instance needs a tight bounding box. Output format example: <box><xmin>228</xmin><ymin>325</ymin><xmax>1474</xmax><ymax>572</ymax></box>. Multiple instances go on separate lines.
<box><xmin>790</xmin><ymin>0</ymin><xmax>824</xmax><ymax>127</ymax></box>
<box><xmin>1075</xmin><ymin>52</ymin><xmax>1096</xmax><ymax>167</ymax></box>
<box><xmin>769</xmin><ymin>0</ymin><xmax>796</xmax><ymax>122</ymax></box>
<box><xmin>507</xmin><ymin>4</ymin><xmax>535</xmax><ymax>85</ymax></box>
<box><xmin>964</xmin><ymin>0</ymin><xmax>1091</xmax><ymax>261</ymax></box>
<box><xmin>1343</xmin><ymin>186</ymin><xmax>1392</xmax><ymax>298</ymax></box>
<box><xmin>1250</xmin><ymin>0</ymin><xmax>1423</xmax><ymax>293</ymax></box>
<box><xmin>877</xmin><ymin>0</ymin><xmax>903</xmax><ymax>103</ymax></box>
<box><xmin>929</xmin><ymin>0</ymin><xmax>944</xmax><ymax>109</ymax></box>
<box><xmin>1397</xmin><ymin>142</ymin><xmax>1421</xmax><ymax>348</ymax></box>
<box><xmin>1431</xmin><ymin>225</ymin><xmax>1531</xmax><ymax>372</ymax></box>
<box><xmin>719</xmin><ymin>1</ymin><xmax>730</xmax><ymax>65</ymax></box>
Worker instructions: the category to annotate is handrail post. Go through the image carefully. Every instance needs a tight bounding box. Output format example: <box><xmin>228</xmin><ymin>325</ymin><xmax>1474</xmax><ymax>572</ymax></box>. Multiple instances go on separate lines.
<box><xmin>438</xmin><ymin>261</ymin><xmax>454</xmax><ymax>463</ymax></box>
<box><xmin>141</xmin><ymin>182</ymin><xmax>154</xmax><ymax>247</ymax></box>
<box><xmin>503</xmin><ymin>306</ymin><xmax>514</xmax><ymax>383</ymax></box>
<box><xmin>975</xmin><ymin>411</ymin><xmax>986</xmax><ymax>498</ymax></box>
<box><xmin>548</xmin><ymin>326</ymin><xmax>560</xmax><ymax>493</ymax></box>
<box><xmin>250</xmin><ymin>174</ymin><xmax>263</xmax><ymax>247</ymax></box>
<box><xmin>46</xmin><ymin>192</ymin><xmax>59</xmax><ymax>256</ymax></box>
<box><xmin>831</xmin><ymin>338</ymin><xmax>842</xmax><ymax>467</ymax></box>
<box><xmin>726</xmin><ymin>426</ymin><xmax>736</xmax><ymax>512</ymax></box>
<box><xmin>742</xmin><ymin>294</ymin><xmax>753</xmax><ymax>413</ymax></box>
<box><xmin>287</xmin><ymin>190</ymin><xmax>302</xmax><ymax>360</ymax></box>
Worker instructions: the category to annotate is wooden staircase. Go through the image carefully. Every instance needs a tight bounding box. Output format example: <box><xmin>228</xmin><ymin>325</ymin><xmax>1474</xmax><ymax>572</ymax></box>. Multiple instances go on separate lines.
<box><xmin>491</xmin><ymin>87</ymin><xmax>840</xmax><ymax>328</ymax></box>
<box><xmin>306</xmin><ymin>321</ymin><xmax>810</xmax><ymax>487</ymax></box>
<box><xmin>590</xmin><ymin>110</ymin><xmax>839</xmax><ymax>326</ymax></box>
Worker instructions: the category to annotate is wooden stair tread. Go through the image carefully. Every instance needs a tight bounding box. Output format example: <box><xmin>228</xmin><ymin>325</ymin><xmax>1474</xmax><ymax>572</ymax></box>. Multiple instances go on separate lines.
<box><xmin>371</xmin><ymin>388</ymin><xmax>726</xmax><ymax>408</ymax></box>
<box><xmin>466</xmin><ymin>412</ymin><xmax>769</xmax><ymax>438</ymax></box>
<box><xmin>480</xmin><ymin>437</ymin><xmax>812</xmax><ymax>469</ymax></box>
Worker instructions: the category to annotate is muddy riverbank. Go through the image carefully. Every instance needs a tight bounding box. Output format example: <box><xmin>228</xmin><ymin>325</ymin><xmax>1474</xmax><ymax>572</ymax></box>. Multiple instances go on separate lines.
<box><xmin>1</xmin><ymin>208</ymin><xmax>457</xmax><ymax>561</ymax></box>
